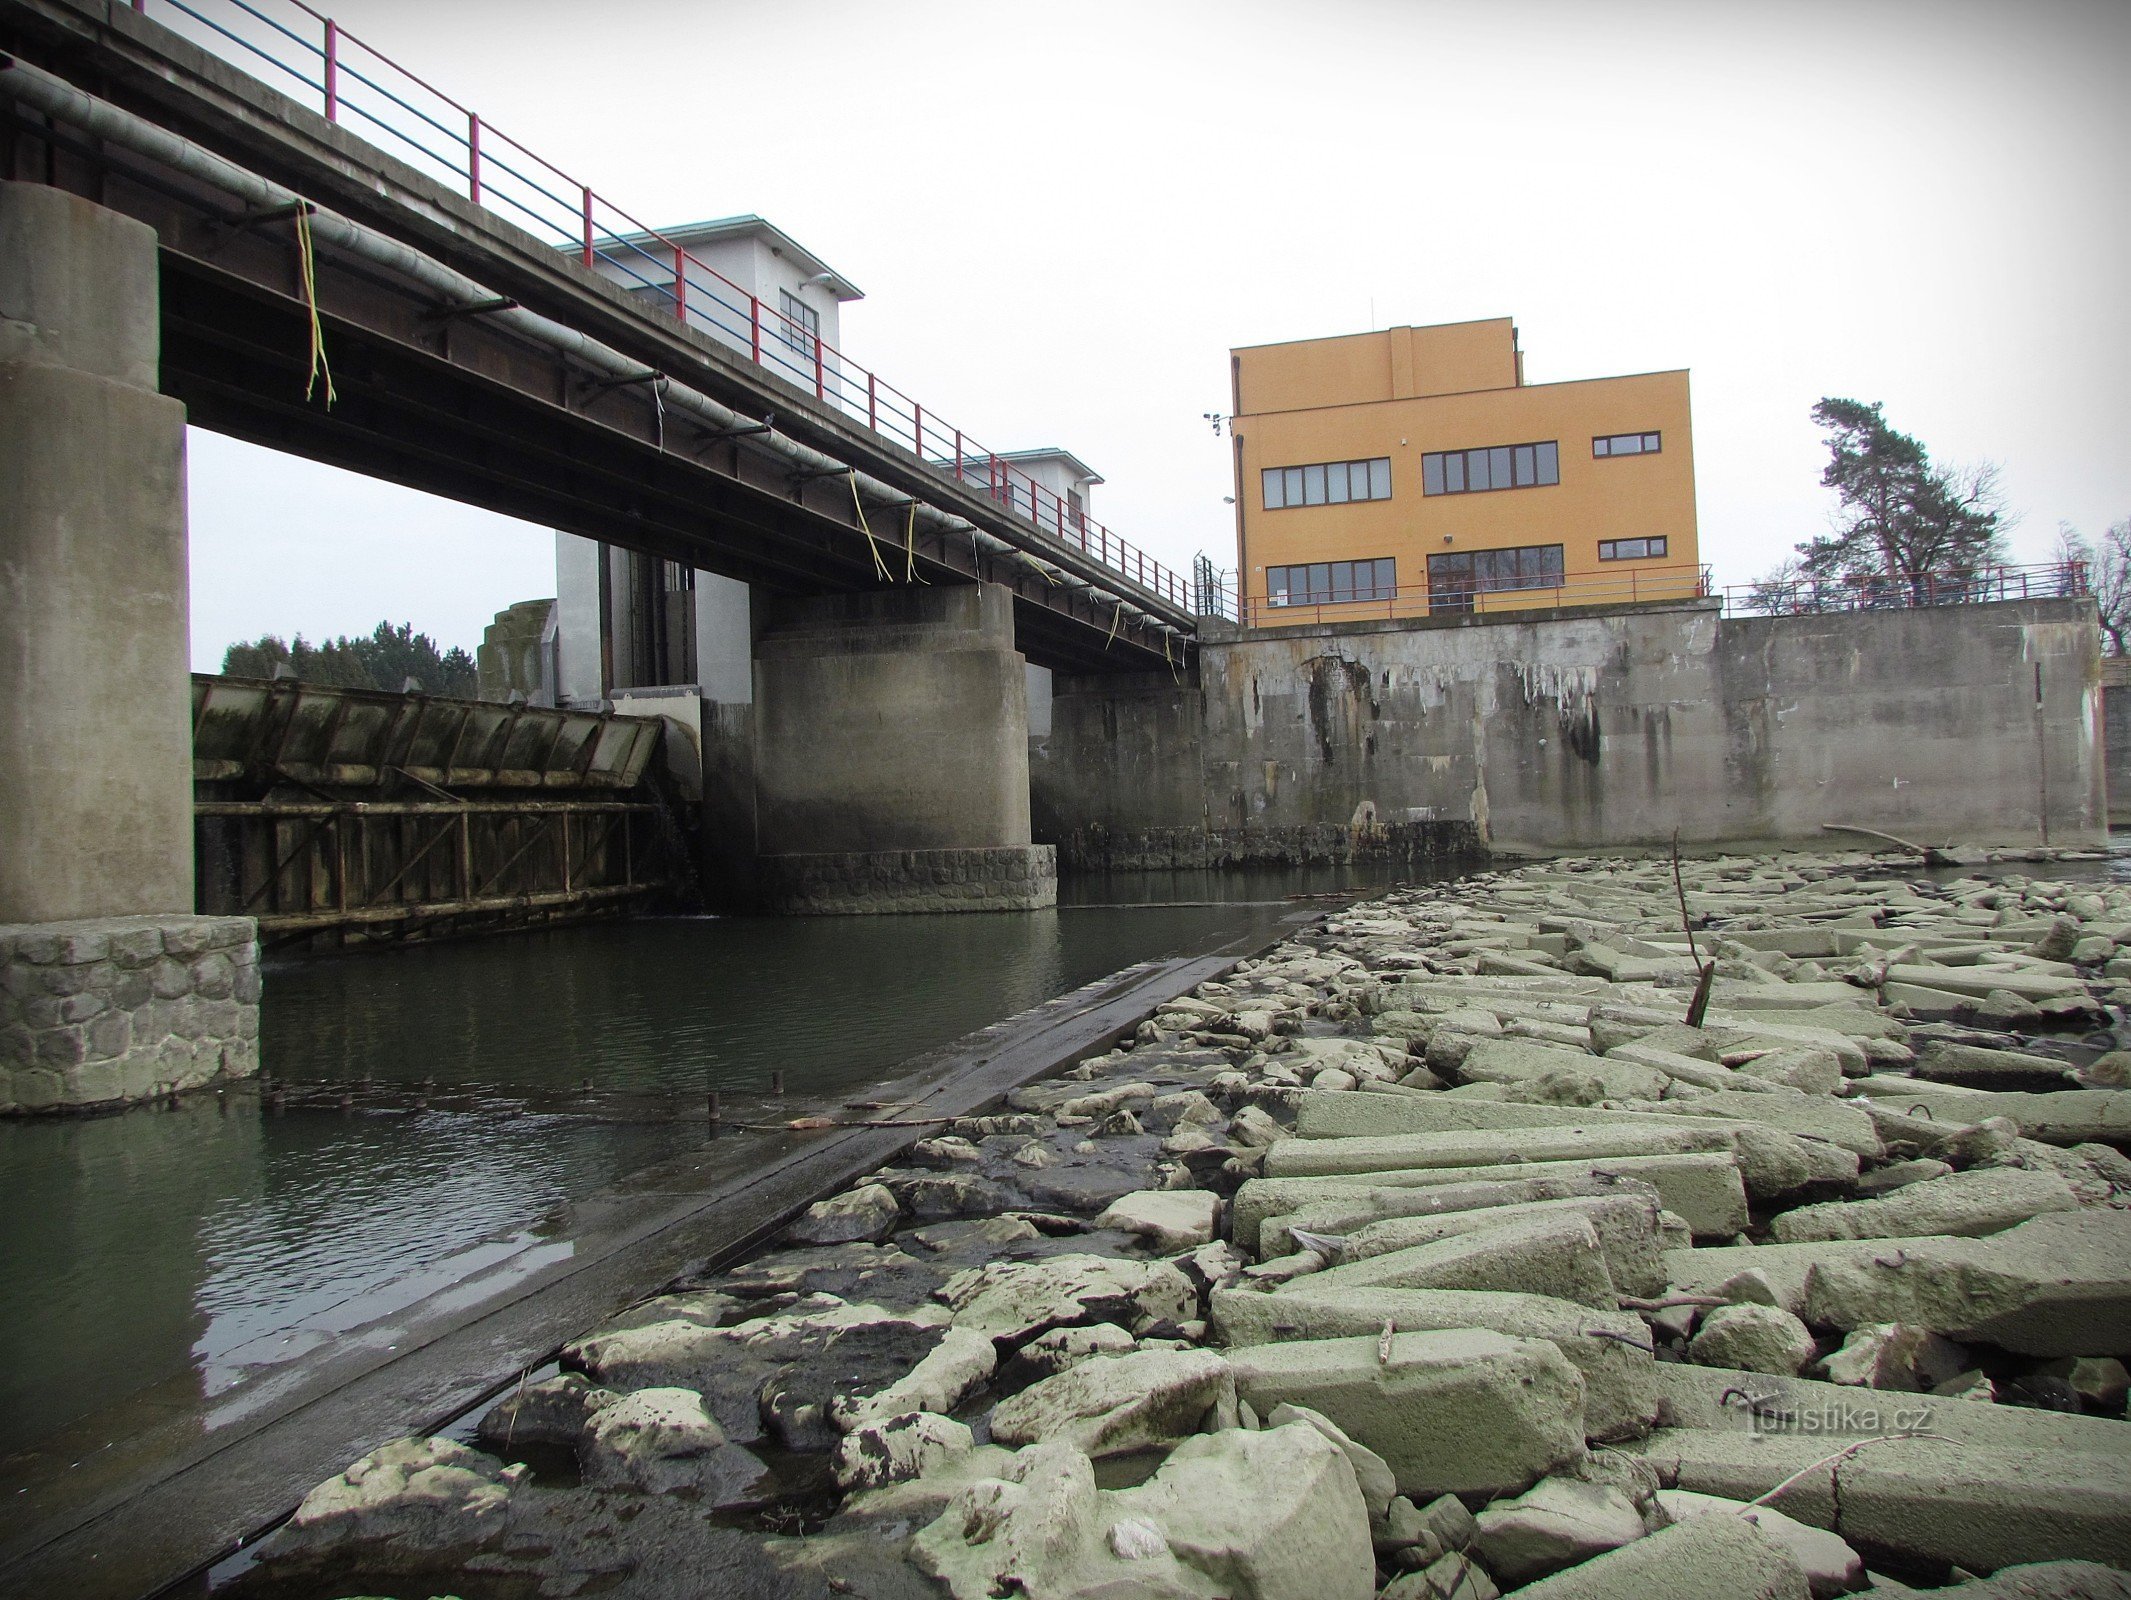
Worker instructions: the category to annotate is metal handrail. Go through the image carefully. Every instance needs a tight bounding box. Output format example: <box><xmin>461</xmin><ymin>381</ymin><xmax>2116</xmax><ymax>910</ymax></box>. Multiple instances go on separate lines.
<box><xmin>1723</xmin><ymin>560</ymin><xmax>2091</xmax><ymax>617</ymax></box>
<box><xmin>131</xmin><ymin>0</ymin><xmax>1195</xmax><ymax>611</ymax></box>
<box><xmin>1239</xmin><ymin>563</ymin><xmax>1713</xmax><ymax>628</ymax></box>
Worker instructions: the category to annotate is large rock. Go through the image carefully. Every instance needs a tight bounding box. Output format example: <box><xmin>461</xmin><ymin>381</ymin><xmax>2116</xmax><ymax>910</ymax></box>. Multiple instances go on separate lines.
<box><xmin>1801</xmin><ymin>1210</ymin><xmax>2131</xmax><ymax>1356</ymax></box>
<box><xmin>566</xmin><ymin>1300</ymin><xmax>980</xmax><ymax>1449</ymax></box>
<box><xmin>832</xmin><ymin>1409</ymin><xmax>975</xmax><ymax>1492</ymax></box>
<box><xmin>475</xmin><ymin>1372</ymin><xmax>615</xmax><ymax>1450</ymax></box>
<box><xmin>1264</xmin><ymin>1402</ymin><xmax>1396</xmax><ymax>1526</ymax></box>
<box><xmin>1502</xmin><ymin>1509</ymin><xmax>1809</xmax><ymax>1600</ymax></box>
<box><xmin>1472</xmin><ymin>1475</ymin><xmax>1647</xmax><ymax>1586</ymax></box>
<box><xmin>832</xmin><ymin>1325</ymin><xmax>998</xmax><ymax>1431</ymax></box>
<box><xmin>579</xmin><ymin>1386</ymin><xmax>761</xmax><ymax>1496</ymax></box>
<box><xmin>1768</xmin><ymin>1166</ymin><xmax>2079</xmax><ymax>1244</ymax></box>
<box><xmin>1298</xmin><ymin>1211</ymin><xmax>1618</xmax><ymax>1309</ymax></box>
<box><xmin>1226</xmin><ymin>1330</ymin><xmax>1587</xmax><ymax>1499</ymax></box>
<box><xmin>1686</xmin><ymin>1305</ymin><xmax>1817</xmax><ymax>1377</ymax></box>
<box><xmin>785</xmin><ymin>1183</ymin><xmax>901</xmax><ymax>1245</ymax></box>
<box><xmin>1820</xmin><ymin>1322</ymin><xmax>1970</xmax><ymax>1391</ymax></box>
<box><xmin>1211</xmin><ymin>1284</ymin><xmax>1660</xmax><ymax>1442</ymax></box>
<box><xmin>1110</xmin><ymin>1422</ymin><xmax>1378</xmax><ymax>1600</ymax></box>
<box><xmin>279</xmin><ymin>1436</ymin><xmax>522</xmax><ymax>1567</ymax></box>
<box><xmin>907</xmin><ymin>1427</ymin><xmax>1376</xmax><ymax>1600</ymax></box>
<box><xmin>938</xmin><ymin>1252</ymin><xmax>1196</xmax><ymax>1345</ymax></box>
<box><xmin>1651</xmin><ymin>1490</ymin><xmax>1861</xmax><ymax>1598</ymax></box>
<box><xmin>988</xmin><ymin>1349</ymin><xmax>1234</xmax><ymax>1458</ymax></box>
<box><xmin>1096</xmin><ymin>1189</ymin><xmax>1221</xmax><ymax>1252</ymax></box>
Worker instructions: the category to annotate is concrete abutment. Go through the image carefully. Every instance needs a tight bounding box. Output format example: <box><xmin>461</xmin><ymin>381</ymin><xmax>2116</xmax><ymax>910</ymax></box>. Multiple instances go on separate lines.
<box><xmin>750</xmin><ymin>583</ymin><xmax>1056</xmax><ymax>913</ymax></box>
<box><xmin>0</xmin><ymin>183</ymin><xmax>258</xmax><ymax>1111</ymax></box>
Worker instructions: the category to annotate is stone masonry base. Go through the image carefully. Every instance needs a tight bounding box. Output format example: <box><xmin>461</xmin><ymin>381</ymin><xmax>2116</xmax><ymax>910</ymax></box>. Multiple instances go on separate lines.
<box><xmin>756</xmin><ymin>845</ymin><xmax>1057</xmax><ymax>915</ymax></box>
<box><xmin>1</xmin><ymin>915</ymin><xmax>261</xmax><ymax>1113</ymax></box>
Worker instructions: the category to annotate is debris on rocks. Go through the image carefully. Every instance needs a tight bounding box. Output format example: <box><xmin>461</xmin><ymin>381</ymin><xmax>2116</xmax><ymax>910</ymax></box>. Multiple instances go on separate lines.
<box><xmin>230</xmin><ymin>850</ymin><xmax>2131</xmax><ymax>1599</ymax></box>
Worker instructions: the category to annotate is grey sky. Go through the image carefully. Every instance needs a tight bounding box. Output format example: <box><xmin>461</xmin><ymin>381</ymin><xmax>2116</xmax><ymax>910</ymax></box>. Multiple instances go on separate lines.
<box><xmin>186</xmin><ymin>0</ymin><xmax>2131</xmax><ymax>669</ymax></box>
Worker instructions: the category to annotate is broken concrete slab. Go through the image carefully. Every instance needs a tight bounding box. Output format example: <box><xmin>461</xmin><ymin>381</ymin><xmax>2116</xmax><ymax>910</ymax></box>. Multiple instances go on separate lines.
<box><xmin>1257</xmin><ymin>1171</ymin><xmax>1665</xmax><ymax>1259</ymax></box>
<box><xmin>1473</xmin><ymin>1475</ymin><xmax>1646</xmax><ymax>1586</ymax></box>
<box><xmin>937</xmin><ymin>1253</ymin><xmax>1197</xmax><ymax>1346</ymax></box>
<box><xmin>1235</xmin><ymin>1150</ymin><xmax>1749</xmax><ymax>1250</ymax></box>
<box><xmin>987</xmin><ymin>1348</ymin><xmax>1234</xmax><ymax>1458</ymax></box>
<box><xmin>1650</xmin><ymin>1490</ymin><xmax>1861</xmax><ymax>1599</ymax></box>
<box><xmin>1339</xmin><ymin>1193</ymin><xmax>1668</xmax><ymax>1298</ymax></box>
<box><xmin>1094</xmin><ymin>1189</ymin><xmax>1221</xmax><ymax>1252</ymax></box>
<box><xmin>1226</xmin><ymin>1330</ymin><xmax>1588</xmax><ymax>1499</ymax></box>
<box><xmin>1209</xmin><ymin>1284</ymin><xmax>1659</xmax><ymax>1443</ymax></box>
<box><xmin>1767</xmin><ymin>1166</ymin><xmax>2080</xmax><ymax>1243</ymax></box>
<box><xmin>1498</xmin><ymin>1510</ymin><xmax>1809</xmax><ymax>1600</ymax></box>
<box><xmin>1685</xmin><ymin>1304</ymin><xmax>1816</xmax><ymax>1377</ymax></box>
<box><xmin>1296</xmin><ymin>1211</ymin><xmax>1619</xmax><ymax>1308</ymax></box>
<box><xmin>1264</xmin><ymin>1123</ymin><xmax>1735</xmax><ymax>1182</ymax></box>
<box><xmin>1799</xmin><ymin>1209</ymin><xmax>2131</xmax><ymax>1356</ymax></box>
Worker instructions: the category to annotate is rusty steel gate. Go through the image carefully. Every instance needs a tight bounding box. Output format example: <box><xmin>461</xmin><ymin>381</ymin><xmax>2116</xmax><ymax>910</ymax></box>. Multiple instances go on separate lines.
<box><xmin>192</xmin><ymin>675</ymin><xmax>697</xmax><ymax>945</ymax></box>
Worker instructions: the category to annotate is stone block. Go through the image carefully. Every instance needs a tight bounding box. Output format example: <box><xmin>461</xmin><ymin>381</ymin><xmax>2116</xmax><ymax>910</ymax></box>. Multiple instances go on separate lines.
<box><xmin>1211</xmin><ymin>1285</ymin><xmax>1660</xmax><ymax>1443</ymax></box>
<box><xmin>1502</xmin><ymin>1510</ymin><xmax>1808</xmax><ymax>1600</ymax></box>
<box><xmin>1226</xmin><ymin>1330</ymin><xmax>1588</xmax><ymax>1499</ymax></box>
<box><xmin>1298</xmin><ymin>1211</ymin><xmax>1620</xmax><ymax>1309</ymax></box>
<box><xmin>1768</xmin><ymin>1166</ymin><xmax>2079</xmax><ymax>1244</ymax></box>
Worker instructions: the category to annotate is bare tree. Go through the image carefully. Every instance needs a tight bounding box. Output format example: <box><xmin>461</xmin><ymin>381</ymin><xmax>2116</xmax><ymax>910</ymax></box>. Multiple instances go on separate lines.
<box><xmin>2061</xmin><ymin>518</ymin><xmax>2131</xmax><ymax>656</ymax></box>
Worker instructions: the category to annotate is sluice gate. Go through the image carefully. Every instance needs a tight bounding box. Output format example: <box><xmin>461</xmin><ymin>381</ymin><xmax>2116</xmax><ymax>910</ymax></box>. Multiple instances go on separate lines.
<box><xmin>191</xmin><ymin>675</ymin><xmax>697</xmax><ymax>945</ymax></box>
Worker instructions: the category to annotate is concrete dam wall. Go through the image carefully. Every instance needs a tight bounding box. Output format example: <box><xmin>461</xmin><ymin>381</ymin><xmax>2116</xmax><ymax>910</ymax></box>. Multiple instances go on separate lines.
<box><xmin>1033</xmin><ymin>595</ymin><xmax>2106</xmax><ymax>865</ymax></box>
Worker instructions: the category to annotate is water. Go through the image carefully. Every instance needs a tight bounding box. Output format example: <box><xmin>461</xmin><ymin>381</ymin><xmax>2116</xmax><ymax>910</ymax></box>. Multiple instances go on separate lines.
<box><xmin>0</xmin><ymin>880</ymin><xmax>1413</xmax><ymax>1466</ymax></box>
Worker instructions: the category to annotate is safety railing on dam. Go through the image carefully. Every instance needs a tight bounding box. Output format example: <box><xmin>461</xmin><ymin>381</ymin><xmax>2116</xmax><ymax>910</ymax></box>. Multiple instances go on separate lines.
<box><xmin>1232</xmin><ymin>559</ymin><xmax>2090</xmax><ymax>629</ymax></box>
<box><xmin>191</xmin><ymin>675</ymin><xmax>695</xmax><ymax>943</ymax></box>
<box><xmin>131</xmin><ymin>0</ymin><xmax>1195</xmax><ymax>614</ymax></box>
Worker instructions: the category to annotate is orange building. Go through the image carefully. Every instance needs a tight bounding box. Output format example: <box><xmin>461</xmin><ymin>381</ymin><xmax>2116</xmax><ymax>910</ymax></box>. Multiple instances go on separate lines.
<box><xmin>1228</xmin><ymin>319</ymin><xmax>1701</xmax><ymax>624</ymax></box>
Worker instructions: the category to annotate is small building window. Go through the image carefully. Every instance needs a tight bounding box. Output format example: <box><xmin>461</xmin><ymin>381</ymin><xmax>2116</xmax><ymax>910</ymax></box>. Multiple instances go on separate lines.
<box><xmin>779</xmin><ymin>289</ymin><xmax>820</xmax><ymax>359</ymax></box>
<box><xmin>1266</xmin><ymin>557</ymin><xmax>1397</xmax><ymax>605</ymax></box>
<box><xmin>1420</xmin><ymin>440</ymin><xmax>1558</xmax><ymax>495</ymax></box>
<box><xmin>1262</xmin><ymin>457</ymin><xmax>1393</xmax><ymax>510</ymax></box>
<box><xmin>1598</xmin><ymin>537</ymin><xmax>1668</xmax><ymax>561</ymax></box>
<box><xmin>1593</xmin><ymin>431</ymin><xmax>1661</xmax><ymax>457</ymax></box>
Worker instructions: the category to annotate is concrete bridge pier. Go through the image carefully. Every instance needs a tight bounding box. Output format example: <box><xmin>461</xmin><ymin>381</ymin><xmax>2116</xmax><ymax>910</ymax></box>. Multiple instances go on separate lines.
<box><xmin>0</xmin><ymin>182</ymin><xmax>258</xmax><ymax>1113</ymax></box>
<box><xmin>750</xmin><ymin>583</ymin><xmax>1056</xmax><ymax>912</ymax></box>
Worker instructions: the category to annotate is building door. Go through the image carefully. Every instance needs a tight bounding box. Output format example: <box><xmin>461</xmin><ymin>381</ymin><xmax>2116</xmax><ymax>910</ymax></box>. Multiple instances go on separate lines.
<box><xmin>1427</xmin><ymin>551</ymin><xmax>1476</xmax><ymax>614</ymax></box>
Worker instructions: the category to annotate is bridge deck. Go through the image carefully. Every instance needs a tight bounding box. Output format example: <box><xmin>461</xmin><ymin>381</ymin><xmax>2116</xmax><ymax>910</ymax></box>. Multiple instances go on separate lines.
<box><xmin>0</xmin><ymin>0</ymin><xmax>1198</xmax><ymax>672</ymax></box>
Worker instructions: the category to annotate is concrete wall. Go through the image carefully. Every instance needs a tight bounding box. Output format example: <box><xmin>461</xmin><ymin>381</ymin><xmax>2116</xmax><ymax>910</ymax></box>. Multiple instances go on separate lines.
<box><xmin>0</xmin><ymin>182</ymin><xmax>193</xmax><ymax>921</ymax></box>
<box><xmin>2103</xmin><ymin>659</ymin><xmax>2131</xmax><ymax>826</ymax></box>
<box><xmin>754</xmin><ymin>583</ymin><xmax>1032</xmax><ymax>856</ymax></box>
<box><xmin>1034</xmin><ymin>596</ymin><xmax>2106</xmax><ymax>864</ymax></box>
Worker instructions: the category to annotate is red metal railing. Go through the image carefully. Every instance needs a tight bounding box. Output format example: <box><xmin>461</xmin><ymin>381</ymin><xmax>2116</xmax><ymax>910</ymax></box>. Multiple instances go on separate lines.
<box><xmin>130</xmin><ymin>0</ymin><xmax>1195</xmax><ymax>614</ymax></box>
<box><xmin>1241</xmin><ymin>563</ymin><xmax>1713</xmax><ymax>628</ymax></box>
<box><xmin>1722</xmin><ymin>560</ymin><xmax>2090</xmax><ymax>617</ymax></box>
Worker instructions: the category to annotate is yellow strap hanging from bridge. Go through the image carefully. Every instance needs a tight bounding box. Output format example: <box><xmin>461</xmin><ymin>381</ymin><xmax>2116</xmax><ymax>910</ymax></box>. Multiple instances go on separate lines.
<box><xmin>848</xmin><ymin>472</ymin><xmax>893</xmax><ymax>583</ymax></box>
<box><xmin>294</xmin><ymin>203</ymin><xmax>337</xmax><ymax>408</ymax></box>
<box><xmin>1105</xmin><ymin>597</ymin><xmax>1124</xmax><ymax>649</ymax></box>
<box><xmin>903</xmin><ymin>500</ymin><xmax>928</xmax><ymax>584</ymax></box>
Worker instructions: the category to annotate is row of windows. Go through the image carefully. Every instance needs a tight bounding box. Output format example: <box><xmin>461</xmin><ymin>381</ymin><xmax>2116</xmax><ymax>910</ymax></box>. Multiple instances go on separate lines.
<box><xmin>1261</xmin><ymin>457</ymin><xmax>1393</xmax><ymax>510</ymax></box>
<box><xmin>1422</xmin><ymin>441</ymin><xmax>1561</xmax><ymax>496</ymax></box>
<box><xmin>1260</xmin><ymin>429</ymin><xmax>1664</xmax><ymax>510</ymax></box>
<box><xmin>1427</xmin><ymin>543</ymin><xmax>1565</xmax><ymax>597</ymax></box>
<box><xmin>1264</xmin><ymin>537</ymin><xmax>1673</xmax><ymax>607</ymax></box>
<box><xmin>1266</xmin><ymin>558</ymin><xmax>1397</xmax><ymax>605</ymax></box>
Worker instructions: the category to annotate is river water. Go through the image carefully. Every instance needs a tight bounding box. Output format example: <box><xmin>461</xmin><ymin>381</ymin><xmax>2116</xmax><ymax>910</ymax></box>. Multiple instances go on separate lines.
<box><xmin>0</xmin><ymin>865</ymin><xmax>1408</xmax><ymax>1465</ymax></box>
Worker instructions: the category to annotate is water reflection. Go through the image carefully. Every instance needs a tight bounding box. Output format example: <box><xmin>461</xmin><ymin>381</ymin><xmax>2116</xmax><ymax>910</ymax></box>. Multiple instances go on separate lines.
<box><xmin>0</xmin><ymin>898</ymin><xmax>1298</xmax><ymax>1462</ymax></box>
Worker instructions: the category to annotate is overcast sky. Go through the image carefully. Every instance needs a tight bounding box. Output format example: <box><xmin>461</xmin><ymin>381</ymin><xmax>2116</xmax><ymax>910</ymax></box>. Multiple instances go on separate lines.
<box><xmin>186</xmin><ymin>0</ymin><xmax>2130</xmax><ymax>669</ymax></box>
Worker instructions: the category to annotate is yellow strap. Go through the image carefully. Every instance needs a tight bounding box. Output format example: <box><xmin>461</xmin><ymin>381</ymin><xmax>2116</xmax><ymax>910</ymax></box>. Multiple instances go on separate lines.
<box><xmin>1105</xmin><ymin>598</ymin><xmax>1124</xmax><ymax>649</ymax></box>
<box><xmin>903</xmin><ymin>500</ymin><xmax>928</xmax><ymax>584</ymax></box>
<box><xmin>848</xmin><ymin>473</ymin><xmax>893</xmax><ymax>583</ymax></box>
<box><xmin>294</xmin><ymin>204</ymin><xmax>337</xmax><ymax>407</ymax></box>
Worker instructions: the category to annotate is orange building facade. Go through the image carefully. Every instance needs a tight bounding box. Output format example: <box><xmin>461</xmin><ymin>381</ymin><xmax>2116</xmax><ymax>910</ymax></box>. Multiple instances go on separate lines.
<box><xmin>1229</xmin><ymin>319</ymin><xmax>1702</xmax><ymax>625</ymax></box>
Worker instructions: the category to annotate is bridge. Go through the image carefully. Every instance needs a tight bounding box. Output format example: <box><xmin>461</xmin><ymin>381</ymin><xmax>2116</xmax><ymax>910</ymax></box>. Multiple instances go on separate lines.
<box><xmin>0</xmin><ymin>0</ymin><xmax>1207</xmax><ymax>942</ymax></box>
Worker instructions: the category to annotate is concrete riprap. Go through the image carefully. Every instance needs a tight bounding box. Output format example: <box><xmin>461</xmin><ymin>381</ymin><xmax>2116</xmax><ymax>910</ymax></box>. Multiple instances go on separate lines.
<box><xmin>232</xmin><ymin>848</ymin><xmax>2131</xmax><ymax>1599</ymax></box>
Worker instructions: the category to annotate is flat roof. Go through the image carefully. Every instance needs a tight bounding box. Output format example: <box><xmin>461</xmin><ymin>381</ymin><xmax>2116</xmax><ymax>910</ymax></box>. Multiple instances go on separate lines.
<box><xmin>933</xmin><ymin>447</ymin><xmax>1104</xmax><ymax>484</ymax></box>
<box><xmin>593</xmin><ymin>214</ymin><xmax>863</xmax><ymax>300</ymax></box>
<box><xmin>1230</xmin><ymin>316</ymin><xmax>1514</xmax><ymax>355</ymax></box>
